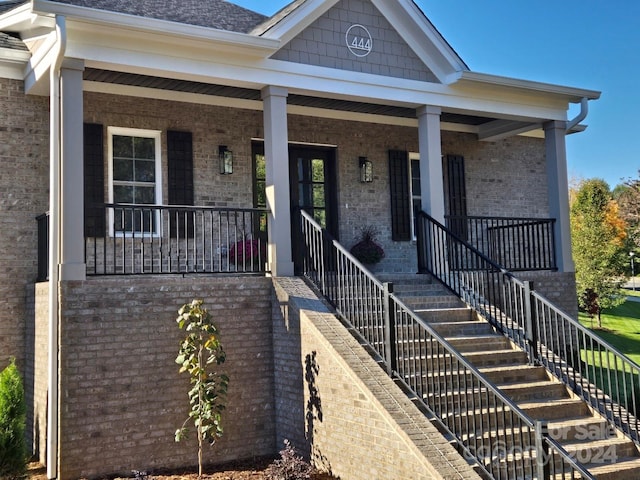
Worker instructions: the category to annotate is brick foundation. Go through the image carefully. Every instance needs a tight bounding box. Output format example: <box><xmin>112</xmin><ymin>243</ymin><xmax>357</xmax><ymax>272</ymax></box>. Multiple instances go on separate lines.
<box><xmin>42</xmin><ymin>276</ymin><xmax>276</xmax><ymax>479</ymax></box>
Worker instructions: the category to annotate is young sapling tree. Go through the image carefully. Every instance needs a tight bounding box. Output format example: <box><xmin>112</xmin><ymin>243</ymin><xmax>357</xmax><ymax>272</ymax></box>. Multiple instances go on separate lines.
<box><xmin>175</xmin><ymin>299</ymin><xmax>229</xmax><ymax>479</ymax></box>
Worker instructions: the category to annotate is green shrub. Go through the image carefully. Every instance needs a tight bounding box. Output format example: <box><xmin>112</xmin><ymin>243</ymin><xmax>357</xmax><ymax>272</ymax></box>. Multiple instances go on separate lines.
<box><xmin>0</xmin><ymin>358</ymin><xmax>28</xmax><ymax>479</ymax></box>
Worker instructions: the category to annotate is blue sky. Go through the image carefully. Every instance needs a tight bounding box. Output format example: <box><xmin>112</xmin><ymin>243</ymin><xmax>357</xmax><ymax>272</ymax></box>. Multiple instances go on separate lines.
<box><xmin>233</xmin><ymin>0</ymin><xmax>639</xmax><ymax>189</ymax></box>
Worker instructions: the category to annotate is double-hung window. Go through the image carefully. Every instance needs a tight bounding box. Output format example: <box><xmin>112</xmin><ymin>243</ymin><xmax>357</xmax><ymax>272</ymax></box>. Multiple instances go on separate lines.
<box><xmin>108</xmin><ymin>127</ymin><xmax>162</xmax><ymax>235</ymax></box>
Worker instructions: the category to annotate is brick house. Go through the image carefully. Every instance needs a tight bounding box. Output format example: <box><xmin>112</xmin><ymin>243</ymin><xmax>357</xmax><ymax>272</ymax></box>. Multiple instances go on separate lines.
<box><xmin>0</xmin><ymin>0</ymin><xmax>602</xmax><ymax>478</ymax></box>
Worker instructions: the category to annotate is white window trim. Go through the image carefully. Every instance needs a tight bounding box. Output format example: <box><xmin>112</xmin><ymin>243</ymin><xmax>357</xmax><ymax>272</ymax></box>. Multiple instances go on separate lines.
<box><xmin>107</xmin><ymin>127</ymin><xmax>163</xmax><ymax>237</ymax></box>
<box><xmin>409</xmin><ymin>152</ymin><xmax>421</xmax><ymax>241</ymax></box>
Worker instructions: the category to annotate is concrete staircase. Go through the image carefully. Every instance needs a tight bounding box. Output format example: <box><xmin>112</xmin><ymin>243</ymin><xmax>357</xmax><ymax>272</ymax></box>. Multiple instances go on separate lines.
<box><xmin>379</xmin><ymin>274</ymin><xmax>640</xmax><ymax>480</ymax></box>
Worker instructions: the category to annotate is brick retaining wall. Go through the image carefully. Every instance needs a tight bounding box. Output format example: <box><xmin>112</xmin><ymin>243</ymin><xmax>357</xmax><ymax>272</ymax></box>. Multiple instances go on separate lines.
<box><xmin>51</xmin><ymin>275</ymin><xmax>275</xmax><ymax>479</ymax></box>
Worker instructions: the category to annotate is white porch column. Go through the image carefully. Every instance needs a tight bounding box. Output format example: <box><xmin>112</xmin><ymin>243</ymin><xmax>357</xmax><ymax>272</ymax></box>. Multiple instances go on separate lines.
<box><xmin>262</xmin><ymin>86</ymin><xmax>294</xmax><ymax>277</ymax></box>
<box><xmin>59</xmin><ymin>59</ymin><xmax>86</xmax><ymax>280</ymax></box>
<box><xmin>417</xmin><ymin>106</ymin><xmax>445</xmax><ymax>223</ymax></box>
<box><xmin>544</xmin><ymin>120</ymin><xmax>574</xmax><ymax>273</ymax></box>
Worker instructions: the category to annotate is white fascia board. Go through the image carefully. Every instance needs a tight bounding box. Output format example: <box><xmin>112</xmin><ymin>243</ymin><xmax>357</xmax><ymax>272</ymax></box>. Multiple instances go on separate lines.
<box><xmin>32</xmin><ymin>0</ymin><xmax>280</xmax><ymax>57</ymax></box>
<box><xmin>0</xmin><ymin>47</ymin><xmax>29</xmax><ymax>79</ymax></box>
<box><xmin>454</xmin><ymin>71</ymin><xmax>601</xmax><ymax>103</ymax></box>
<box><xmin>259</xmin><ymin>0</ymin><xmax>338</xmax><ymax>45</ymax></box>
<box><xmin>371</xmin><ymin>0</ymin><xmax>466</xmax><ymax>82</ymax></box>
<box><xmin>0</xmin><ymin>3</ymin><xmax>46</xmax><ymax>32</ymax></box>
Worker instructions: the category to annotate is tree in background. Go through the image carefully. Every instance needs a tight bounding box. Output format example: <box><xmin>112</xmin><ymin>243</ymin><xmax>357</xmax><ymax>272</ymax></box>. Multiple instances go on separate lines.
<box><xmin>613</xmin><ymin>171</ymin><xmax>640</xmax><ymax>258</ymax></box>
<box><xmin>570</xmin><ymin>179</ymin><xmax>627</xmax><ymax>326</ymax></box>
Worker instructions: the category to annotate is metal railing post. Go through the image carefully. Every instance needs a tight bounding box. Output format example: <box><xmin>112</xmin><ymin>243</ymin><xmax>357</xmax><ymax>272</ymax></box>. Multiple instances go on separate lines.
<box><xmin>524</xmin><ymin>280</ymin><xmax>539</xmax><ymax>365</ymax></box>
<box><xmin>383</xmin><ymin>282</ymin><xmax>396</xmax><ymax>376</ymax></box>
<box><xmin>535</xmin><ymin>420</ymin><xmax>550</xmax><ymax>480</ymax></box>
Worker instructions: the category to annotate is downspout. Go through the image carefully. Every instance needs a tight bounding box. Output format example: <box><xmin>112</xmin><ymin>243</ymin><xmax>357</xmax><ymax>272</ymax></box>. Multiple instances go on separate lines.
<box><xmin>47</xmin><ymin>14</ymin><xmax>66</xmax><ymax>480</ymax></box>
<box><xmin>566</xmin><ymin>97</ymin><xmax>589</xmax><ymax>132</ymax></box>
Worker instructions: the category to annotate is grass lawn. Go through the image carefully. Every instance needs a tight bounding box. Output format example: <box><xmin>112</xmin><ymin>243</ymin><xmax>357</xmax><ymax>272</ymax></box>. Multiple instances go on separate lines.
<box><xmin>578</xmin><ymin>298</ymin><xmax>640</xmax><ymax>365</ymax></box>
<box><xmin>625</xmin><ymin>288</ymin><xmax>640</xmax><ymax>298</ymax></box>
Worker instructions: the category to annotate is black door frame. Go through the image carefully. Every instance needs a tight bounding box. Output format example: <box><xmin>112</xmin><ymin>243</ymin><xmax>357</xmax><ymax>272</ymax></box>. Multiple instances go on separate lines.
<box><xmin>251</xmin><ymin>142</ymin><xmax>339</xmax><ymax>274</ymax></box>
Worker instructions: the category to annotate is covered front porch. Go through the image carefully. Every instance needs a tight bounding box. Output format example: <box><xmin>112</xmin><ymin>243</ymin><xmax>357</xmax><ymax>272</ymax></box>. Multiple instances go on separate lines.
<box><xmin>37</xmin><ymin>70</ymin><xmax>582</xmax><ymax>283</ymax></box>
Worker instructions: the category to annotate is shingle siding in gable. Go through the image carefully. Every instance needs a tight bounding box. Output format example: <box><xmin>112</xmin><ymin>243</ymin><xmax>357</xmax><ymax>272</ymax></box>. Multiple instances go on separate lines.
<box><xmin>271</xmin><ymin>0</ymin><xmax>439</xmax><ymax>83</ymax></box>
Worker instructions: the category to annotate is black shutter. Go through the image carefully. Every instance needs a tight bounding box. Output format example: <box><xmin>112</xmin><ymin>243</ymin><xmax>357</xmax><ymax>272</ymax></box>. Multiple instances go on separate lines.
<box><xmin>444</xmin><ymin>154</ymin><xmax>468</xmax><ymax>238</ymax></box>
<box><xmin>167</xmin><ymin>131</ymin><xmax>194</xmax><ymax>237</ymax></box>
<box><xmin>389</xmin><ymin>149</ymin><xmax>411</xmax><ymax>241</ymax></box>
<box><xmin>84</xmin><ymin>123</ymin><xmax>105</xmax><ymax>237</ymax></box>
<box><xmin>167</xmin><ymin>130</ymin><xmax>194</xmax><ymax>205</ymax></box>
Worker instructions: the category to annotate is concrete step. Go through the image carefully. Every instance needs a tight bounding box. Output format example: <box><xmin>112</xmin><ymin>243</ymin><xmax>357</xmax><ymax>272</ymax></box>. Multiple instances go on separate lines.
<box><xmin>461</xmin><ymin>349</ymin><xmax>529</xmax><ymax>368</ymax></box>
<box><xmin>377</xmin><ymin>273</ymin><xmax>435</xmax><ymax>285</ymax></box>
<box><xmin>413</xmin><ymin>307</ymin><xmax>474</xmax><ymax>323</ymax></box>
<box><xmin>430</xmin><ymin>320</ymin><xmax>495</xmax><ymax>337</ymax></box>
<box><xmin>586</xmin><ymin>456</ymin><xmax>640</xmax><ymax>480</ymax></box>
<box><xmin>480</xmin><ymin>364</ymin><xmax>550</xmax><ymax>384</ymax></box>
<box><xmin>548</xmin><ymin>415</ymin><xmax>615</xmax><ymax>442</ymax></box>
<box><xmin>446</xmin><ymin>334</ymin><xmax>512</xmax><ymax>353</ymax></box>
<box><xmin>498</xmin><ymin>379</ymin><xmax>569</xmax><ymax>402</ymax></box>
<box><xmin>401</xmin><ymin>294</ymin><xmax>466</xmax><ymax>310</ymax></box>
<box><xmin>518</xmin><ymin>397</ymin><xmax>591</xmax><ymax>421</ymax></box>
<box><xmin>564</xmin><ymin>437</ymin><xmax>639</xmax><ymax>467</ymax></box>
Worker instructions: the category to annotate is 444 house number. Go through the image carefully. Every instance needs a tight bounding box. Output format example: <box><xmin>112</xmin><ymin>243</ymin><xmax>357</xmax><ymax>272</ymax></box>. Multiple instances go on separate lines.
<box><xmin>346</xmin><ymin>24</ymin><xmax>373</xmax><ymax>57</ymax></box>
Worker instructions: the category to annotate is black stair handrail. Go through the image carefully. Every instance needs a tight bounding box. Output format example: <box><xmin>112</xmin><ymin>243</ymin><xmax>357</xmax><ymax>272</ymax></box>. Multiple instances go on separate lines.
<box><xmin>300</xmin><ymin>210</ymin><xmax>593</xmax><ymax>480</ymax></box>
<box><xmin>417</xmin><ymin>210</ymin><xmax>640</xmax><ymax>446</ymax></box>
<box><xmin>445</xmin><ymin>214</ymin><xmax>557</xmax><ymax>271</ymax></box>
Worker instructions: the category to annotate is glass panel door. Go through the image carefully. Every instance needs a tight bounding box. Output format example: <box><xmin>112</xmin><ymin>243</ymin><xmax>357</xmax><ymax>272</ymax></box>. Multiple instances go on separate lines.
<box><xmin>289</xmin><ymin>146</ymin><xmax>338</xmax><ymax>273</ymax></box>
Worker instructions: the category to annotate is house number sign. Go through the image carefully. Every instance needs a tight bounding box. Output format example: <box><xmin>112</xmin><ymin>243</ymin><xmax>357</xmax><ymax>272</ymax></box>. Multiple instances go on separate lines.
<box><xmin>346</xmin><ymin>24</ymin><xmax>373</xmax><ymax>57</ymax></box>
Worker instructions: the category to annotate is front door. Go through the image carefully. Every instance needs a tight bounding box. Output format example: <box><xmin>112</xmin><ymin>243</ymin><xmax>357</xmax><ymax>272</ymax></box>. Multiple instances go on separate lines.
<box><xmin>289</xmin><ymin>145</ymin><xmax>338</xmax><ymax>273</ymax></box>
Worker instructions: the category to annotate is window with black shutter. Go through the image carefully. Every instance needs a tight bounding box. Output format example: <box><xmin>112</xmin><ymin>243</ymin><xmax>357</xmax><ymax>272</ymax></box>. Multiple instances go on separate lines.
<box><xmin>388</xmin><ymin>149</ymin><xmax>411</xmax><ymax>241</ymax></box>
<box><xmin>84</xmin><ymin>123</ymin><xmax>105</xmax><ymax>237</ymax></box>
<box><xmin>167</xmin><ymin>130</ymin><xmax>194</xmax><ymax>237</ymax></box>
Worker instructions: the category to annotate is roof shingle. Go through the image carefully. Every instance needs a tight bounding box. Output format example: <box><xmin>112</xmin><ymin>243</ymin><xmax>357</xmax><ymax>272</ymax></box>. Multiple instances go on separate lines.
<box><xmin>0</xmin><ymin>0</ymin><xmax>28</xmax><ymax>15</ymax></box>
<box><xmin>48</xmin><ymin>0</ymin><xmax>268</xmax><ymax>33</ymax></box>
<box><xmin>0</xmin><ymin>31</ymin><xmax>27</xmax><ymax>50</ymax></box>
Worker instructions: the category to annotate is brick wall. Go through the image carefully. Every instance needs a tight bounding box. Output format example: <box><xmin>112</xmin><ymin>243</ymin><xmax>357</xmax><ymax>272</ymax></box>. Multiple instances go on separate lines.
<box><xmin>0</xmin><ymin>78</ymin><xmax>49</xmax><ymax>369</ymax></box>
<box><xmin>272</xmin><ymin>277</ymin><xmax>481</xmax><ymax>480</ymax></box>
<box><xmin>517</xmin><ymin>271</ymin><xmax>579</xmax><ymax>319</ymax></box>
<box><xmin>54</xmin><ymin>276</ymin><xmax>275</xmax><ymax>479</ymax></box>
<box><xmin>442</xmin><ymin>131</ymin><xmax>549</xmax><ymax>218</ymax></box>
<box><xmin>25</xmin><ymin>282</ymin><xmax>49</xmax><ymax>464</ymax></box>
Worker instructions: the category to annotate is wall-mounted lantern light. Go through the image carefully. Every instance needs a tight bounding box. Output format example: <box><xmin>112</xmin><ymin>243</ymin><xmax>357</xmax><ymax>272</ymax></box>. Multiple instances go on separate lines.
<box><xmin>219</xmin><ymin>145</ymin><xmax>233</xmax><ymax>175</ymax></box>
<box><xmin>359</xmin><ymin>156</ymin><xmax>373</xmax><ymax>183</ymax></box>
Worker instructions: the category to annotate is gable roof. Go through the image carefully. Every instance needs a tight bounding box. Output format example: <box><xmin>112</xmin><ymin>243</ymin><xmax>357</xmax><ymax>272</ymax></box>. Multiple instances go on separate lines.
<box><xmin>252</xmin><ymin>0</ymin><xmax>468</xmax><ymax>83</ymax></box>
<box><xmin>44</xmin><ymin>0</ymin><xmax>267</xmax><ymax>33</ymax></box>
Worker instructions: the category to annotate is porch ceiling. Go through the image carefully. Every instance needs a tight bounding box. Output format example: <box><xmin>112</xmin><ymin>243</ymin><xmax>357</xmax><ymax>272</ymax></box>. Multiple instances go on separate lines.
<box><xmin>83</xmin><ymin>67</ymin><xmax>496</xmax><ymax>126</ymax></box>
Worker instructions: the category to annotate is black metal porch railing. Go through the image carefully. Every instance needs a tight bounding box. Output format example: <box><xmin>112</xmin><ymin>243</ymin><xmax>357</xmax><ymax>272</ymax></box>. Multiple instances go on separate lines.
<box><xmin>446</xmin><ymin>215</ymin><xmax>557</xmax><ymax>271</ymax></box>
<box><xmin>300</xmin><ymin>210</ymin><xmax>593</xmax><ymax>480</ymax></box>
<box><xmin>36</xmin><ymin>204</ymin><xmax>270</xmax><ymax>279</ymax></box>
<box><xmin>87</xmin><ymin>204</ymin><xmax>269</xmax><ymax>275</ymax></box>
<box><xmin>418</xmin><ymin>211</ymin><xmax>640</xmax><ymax>447</ymax></box>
